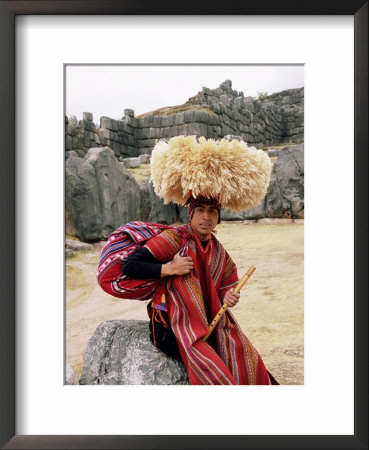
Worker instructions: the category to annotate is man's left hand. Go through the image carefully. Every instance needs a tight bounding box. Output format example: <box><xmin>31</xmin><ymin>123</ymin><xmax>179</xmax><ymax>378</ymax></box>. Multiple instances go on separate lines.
<box><xmin>223</xmin><ymin>288</ymin><xmax>240</xmax><ymax>307</ymax></box>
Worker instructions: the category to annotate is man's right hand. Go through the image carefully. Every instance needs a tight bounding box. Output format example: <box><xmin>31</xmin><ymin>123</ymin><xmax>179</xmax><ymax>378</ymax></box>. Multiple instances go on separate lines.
<box><xmin>161</xmin><ymin>252</ymin><xmax>194</xmax><ymax>277</ymax></box>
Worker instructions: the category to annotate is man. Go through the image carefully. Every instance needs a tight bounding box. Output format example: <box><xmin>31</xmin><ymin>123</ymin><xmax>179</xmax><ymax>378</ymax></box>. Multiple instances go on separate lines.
<box><xmin>99</xmin><ymin>135</ymin><xmax>278</xmax><ymax>384</ymax></box>
<box><xmin>123</xmin><ymin>195</ymin><xmax>277</xmax><ymax>385</ymax></box>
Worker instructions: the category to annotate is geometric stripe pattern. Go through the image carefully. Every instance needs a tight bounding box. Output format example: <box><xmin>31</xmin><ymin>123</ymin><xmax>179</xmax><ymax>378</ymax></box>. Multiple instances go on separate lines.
<box><xmin>145</xmin><ymin>225</ymin><xmax>275</xmax><ymax>385</ymax></box>
<box><xmin>96</xmin><ymin>221</ymin><xmax>172</xmax><ymax>299</ymax></box>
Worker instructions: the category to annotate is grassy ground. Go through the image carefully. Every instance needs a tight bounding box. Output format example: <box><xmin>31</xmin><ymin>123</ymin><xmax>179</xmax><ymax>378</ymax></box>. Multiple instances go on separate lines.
<box><xmin>66</xmin><ymin>222</ymin><xmax>304</xmax><ymax>384</ymax></box>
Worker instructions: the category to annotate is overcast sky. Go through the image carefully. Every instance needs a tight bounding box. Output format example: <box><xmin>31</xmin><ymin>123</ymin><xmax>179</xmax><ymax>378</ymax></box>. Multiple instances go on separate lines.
<box><xmin>65</xmin><ymin>65</ymin><xmax>304</xmax><ymax>123</ymax></box>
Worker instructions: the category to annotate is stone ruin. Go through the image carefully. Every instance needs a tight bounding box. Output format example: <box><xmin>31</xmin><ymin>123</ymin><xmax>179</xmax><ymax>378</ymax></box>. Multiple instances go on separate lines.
<box><xmin>65</xmin><ymin>80</ymin><xmax>304</xmax><ymax>158</ymax></box>
<box><xmin>65</xmin><ymin>81</ymin><xmax>304</xmax><ymax>242</ymax></box>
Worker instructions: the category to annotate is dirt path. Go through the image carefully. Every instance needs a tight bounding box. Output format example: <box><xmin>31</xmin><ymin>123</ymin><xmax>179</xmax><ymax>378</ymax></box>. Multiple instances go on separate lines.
<box><xmin>66</xmin><ymin>222</ymin><xmax>304</xmax><ymax>384</ymax></box>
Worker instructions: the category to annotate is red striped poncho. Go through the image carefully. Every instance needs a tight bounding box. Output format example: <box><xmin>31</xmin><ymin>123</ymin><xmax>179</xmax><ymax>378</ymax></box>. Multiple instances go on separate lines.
<box><xmin>145</xmin><ymin>224</ymin><xmax>276</xmax><ymax>385</ymax></box>
<box><xmin>97</xmin><ymin>221</ymin><xmax>277</xmax><ymax>385</ymax></box>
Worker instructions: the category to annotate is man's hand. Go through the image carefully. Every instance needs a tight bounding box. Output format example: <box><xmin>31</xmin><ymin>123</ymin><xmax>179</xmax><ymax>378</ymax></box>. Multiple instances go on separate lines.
<box><xmin>161</xmin><ymin>252</ymin><xmax>193</xmax><ymax>277</ymax></box>
<box><xmin>223</xmin><ymin>288</ymin><xmax>240</xmax><ymax>307</ymax></box>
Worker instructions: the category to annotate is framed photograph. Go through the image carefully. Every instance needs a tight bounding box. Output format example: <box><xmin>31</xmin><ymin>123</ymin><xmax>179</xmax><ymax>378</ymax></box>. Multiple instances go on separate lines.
<box><xmin>1</xmin><ymin>1</ymin><xmax>367</xmax><ymax>449</ymax></box>
<box><xmin>64</xmin><ymin>63</ymin><xmax>304</xmax><ymax>389</ymax></box>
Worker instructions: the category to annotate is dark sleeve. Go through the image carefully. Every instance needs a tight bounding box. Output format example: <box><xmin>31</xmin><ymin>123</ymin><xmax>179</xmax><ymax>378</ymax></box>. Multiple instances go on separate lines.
<box><xmin>122</xmin><ymin>247</ymin><xmax>162</xmax><ymax>279</ymax></box>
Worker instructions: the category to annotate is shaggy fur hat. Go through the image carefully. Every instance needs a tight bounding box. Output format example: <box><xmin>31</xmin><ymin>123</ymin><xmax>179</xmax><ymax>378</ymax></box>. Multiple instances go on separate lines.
<box><xmin>150</xmin><ymin>135</ymin><xmax>272</xmax><ymax>212</ymax></box>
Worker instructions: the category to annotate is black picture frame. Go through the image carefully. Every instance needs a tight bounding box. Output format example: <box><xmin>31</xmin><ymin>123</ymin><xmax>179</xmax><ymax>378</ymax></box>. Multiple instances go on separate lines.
<box><xmin>0</xmin><ymin>1</ymin><xmax>367</xmax><ymax>449</ymax></box>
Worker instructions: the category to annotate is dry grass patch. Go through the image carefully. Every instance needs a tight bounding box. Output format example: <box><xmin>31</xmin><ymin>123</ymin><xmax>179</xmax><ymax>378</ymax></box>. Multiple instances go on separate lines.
<box><xmin>126</xmin><ymin>163</ymin><xmax>151</xmax><ymax>184</ymax></box>
<box><xmin>216</xmin><ymin>223</ymin><xmax>304</xmax><ymax>384</ymax></box>
<box><xmin>137</xmin><ymin>104</ymin><xmax>215</xmax><ymax>118</ymax></box>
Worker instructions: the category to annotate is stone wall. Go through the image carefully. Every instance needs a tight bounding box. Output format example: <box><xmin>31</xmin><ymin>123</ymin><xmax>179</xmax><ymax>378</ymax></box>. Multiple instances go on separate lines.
<box><xmin>185</xmin><ymin>80</ymin><xmax>304</xmax><ymax>147</ymax></box>
<box><xmin>65</xmin><ymin>142</ymin><xmax>304</xmax><ymax>242</ymax></box>
<box><xmin>261</xmin><ymin>88</ymin><xmax>304</xmax><ymax>143</ymax></box>
<box><xmin>65</xmin><ymin>80</ymin><xmax>304</xmax><ymax>157</ymax></box>
<box><xmin>65</xmin><ymin>112</ymin><xmax>100</xmax><ymax>158</ymax></box>
<box><xmin>65</xmin><ymin>81</ymin><xmax>304</xmax><ymax>241</ymax></box>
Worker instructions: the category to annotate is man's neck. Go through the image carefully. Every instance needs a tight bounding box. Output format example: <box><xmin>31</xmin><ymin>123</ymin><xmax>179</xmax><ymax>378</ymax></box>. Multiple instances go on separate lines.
<box><xmin>196</xmin><ymin>231</ymin><xmax>211</xmax><ymax>242</ymax></box>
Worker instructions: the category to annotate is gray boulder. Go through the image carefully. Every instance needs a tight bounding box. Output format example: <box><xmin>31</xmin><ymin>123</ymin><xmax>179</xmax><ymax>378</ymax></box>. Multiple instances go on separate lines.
<box><xmin>85</xmin><ymin>147</ymin><xmax>140</xmax><ymax>239</ymax></box>
<box><xmin>139</xmin><ymin>153</ymin><xmax>151</xmax><ymax>164</ymax></box>
<box><xmin>266</xmin><ymin>144</ymin><xmax>304</xmax><ymax>218</ymax></box>
<box><xmin>244</xmin><ymin>199</ymin><xmax>267</xmax><ymax>220</ymax></box>
<box><xmin>65</xmin><ymin>248</ymin><xmax>74</xmax><ymax>259</ymax></box>
<box><xmin>80</xmin><ymin>320</ymin><xmax>189</xmax><ymax>385</ymax></box>
<box><xmin>122</xmin><ymin>157</ymin><xmax>140</xmax><ymax>168</ymax></box>
<box><xmin>178</xmin><ymin>205</ymin><xmax>189</xmax><ymax>224</ymax></box>
<box><xmin>139</xmin><ymin>179</ymin><xmax>178</xmax><ymax>224</ymax></box>
<box><xmin>65</xmin><ymin>239</ymin><xmax>94</xmax><ymax>252</ymax></box>
<box><xmin>217</xmin><ymin>198</ymin><xmax>267</xmax><ymax>221</ymax></box>
<box><xmin>268</xmin><ymin>148</ymin><xmax>282</xmax><ymax>157</ymax></box>
<box><xmin>65</xmin><ymin>150</ymin><xmax>78</xmax><ymax>159</ymax></box>
<box><xmin>220</xmin><ymin>209</ymin><xmax>245</xmax><ymax>221</ymax></box>
<box><xmin>65</xmin><ymin>156</ymin><xmax>103</xmax><ymax>241</ymax></box>
<box><xmin>224</xmin><ymin>134</ymin><xmax>242</xmax><ymax>142</ymax></box>
<box><xmin>65</xmin><ymin>364</ymin><xmax>79</xmax><ymax>385</ymax></box>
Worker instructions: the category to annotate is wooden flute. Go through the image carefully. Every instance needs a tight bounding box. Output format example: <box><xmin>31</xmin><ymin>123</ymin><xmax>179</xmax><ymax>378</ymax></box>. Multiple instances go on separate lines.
<box><xmin>202</xmin><ymin>265</ymin><xmax>256</xmax><ymax>342</ymax></box>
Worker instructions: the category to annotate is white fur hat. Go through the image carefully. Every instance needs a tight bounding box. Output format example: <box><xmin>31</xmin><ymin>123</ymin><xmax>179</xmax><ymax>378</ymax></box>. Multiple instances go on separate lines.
<box><xmin>150</xmin><ymin>135</ymin><xmax>272</xmax><ymax>211</ymax></box>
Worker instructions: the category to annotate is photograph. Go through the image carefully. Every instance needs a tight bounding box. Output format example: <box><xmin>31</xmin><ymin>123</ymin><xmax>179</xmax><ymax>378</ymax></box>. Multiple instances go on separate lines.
<box><xmin>1</xmin><ymin>3</ymin><xmax>366</xmax><ymax>448</ymax></box>
<box><xmin>64</xmin><ymin>65</ymin><xmax>304</xmax><ymax>386</ymax></box>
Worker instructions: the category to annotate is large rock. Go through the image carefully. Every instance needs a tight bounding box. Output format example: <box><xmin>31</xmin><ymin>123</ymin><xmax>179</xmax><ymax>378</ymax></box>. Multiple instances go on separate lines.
<box><xmin>65</xmin><ymin>150</ymin><xmax>78</xmax><ymax>159</ymax></box>
<box><xmin>244</xmin><ymin>199</ymin><xmax>267</xmax><ymax>219</ymax></box>
<box><xmin>65</xmin><ymin>364</ymin><xmax>79</xmax><ymax>385</ymax></box>
<box><xmin>179</xmin><ymin>205</ymin><xmax>190</xmax><ymax>223</ymax></box>
<box><xmin>139</xmin><ymin>153</ymin><xmax>151</xmax><ymax>164</ymax></box>
<box><xmin>221</xmin><ymin>199</ymin><xmax>266</xmax><ymax>221</ymax></box>
<box><xmin>220</xmin><ymin>209</ymin><xmax>245</xmax><ymax>221</ymax></box>
<box><xmin>80</xmin><ymin>320</ymin><xmax>189</xmax><ymax>385</ymax></box>
<box><xmin>139</xmin><ymin>179</ymin><xmax>178</xmax><ymax>224</ymax></box>
<box><xmin>65</xmin><ymin>238</ymin><xmax>94</xmax><ymax>252</ymax></box>
<box><xmin>65</xmin><ymin>156</ymin><xmax>103</xmax><ymax>241</ymax></box>
<box><xmin>85</xmin><ymin>147</ymin><xmax>140</xmax><ymax>239</ymax></box>
<box><xmin>266</xmin><ymin>144</ymin><xmax>304</xmax><ymax>218</ymax></box>
<box><xmin>122</xmin><ymin>157</ymin><xmax>140</xmax><ymax>168</ymax></box>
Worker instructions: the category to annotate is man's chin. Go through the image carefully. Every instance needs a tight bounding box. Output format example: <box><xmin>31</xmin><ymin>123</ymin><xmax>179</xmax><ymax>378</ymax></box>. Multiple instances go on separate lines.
<box><xmin>194</xmin><ymin>227</ymin><xmax>213</xmax><ymax>238</ymax></box>
<box><xmin>198</xmin><ymin>229</ymin><xmax>211</xmax><ymax>234</ymax></box>
<box><xmin>200</xmin><ymin>224</ymin><xmax>212</xmax><ymax>230</ymax></box>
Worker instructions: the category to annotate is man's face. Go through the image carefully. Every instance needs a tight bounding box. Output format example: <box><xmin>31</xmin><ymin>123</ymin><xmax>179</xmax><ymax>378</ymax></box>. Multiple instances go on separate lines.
<box><xmin>190</xmin><ymin>204</ymin><xmax>219</xmax><ymax>238</ymax></box>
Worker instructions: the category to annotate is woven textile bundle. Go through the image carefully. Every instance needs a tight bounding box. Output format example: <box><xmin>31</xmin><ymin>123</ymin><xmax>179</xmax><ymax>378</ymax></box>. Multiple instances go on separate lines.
<box><xmin>150</xmin><ymin>135</ymin><xmax>272</xmax><ymax>211</ymax></box>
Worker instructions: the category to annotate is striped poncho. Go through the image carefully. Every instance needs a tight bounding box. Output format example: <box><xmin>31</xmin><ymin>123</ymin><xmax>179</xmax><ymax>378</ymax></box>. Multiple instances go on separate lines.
<box><xmin>97</xmin><ymin>221</ymin><xmax>277</xmax><ymax>385</ymax></box>
<box><xmin>145</xmin><ymin>224</ymin><xmax>275</xmax><ymax>385</ymax></box>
